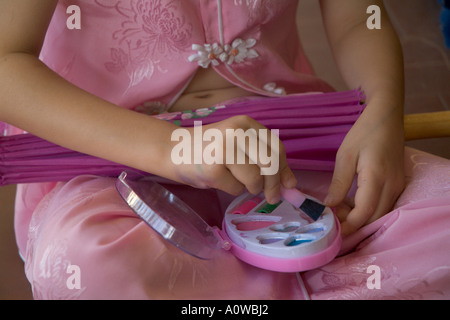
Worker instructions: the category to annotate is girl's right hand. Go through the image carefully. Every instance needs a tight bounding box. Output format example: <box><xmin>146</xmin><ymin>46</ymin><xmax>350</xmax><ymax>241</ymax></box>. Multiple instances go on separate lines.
<box><xmin>168</xmin><ymin>115</ymin><xmax>297</xmax><ymax>204</ymax></box>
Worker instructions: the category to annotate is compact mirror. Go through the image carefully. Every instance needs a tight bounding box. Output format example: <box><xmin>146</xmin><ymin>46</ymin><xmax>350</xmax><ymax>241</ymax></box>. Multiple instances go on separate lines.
<box><xmin>115</xmin><ymin>171</ymin><xmax>222</xmax><ymax>260</ymax></box>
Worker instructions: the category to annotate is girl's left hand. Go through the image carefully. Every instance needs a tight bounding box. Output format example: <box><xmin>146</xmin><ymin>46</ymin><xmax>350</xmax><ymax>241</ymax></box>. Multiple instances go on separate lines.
<box><xmin>324</xmin><ymin>102</ymin><xmax>406</xmax><ymax>235</ymax></box>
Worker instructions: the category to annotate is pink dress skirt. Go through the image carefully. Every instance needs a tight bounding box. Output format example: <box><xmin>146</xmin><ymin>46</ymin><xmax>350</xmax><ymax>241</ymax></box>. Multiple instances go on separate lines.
<box><xmin>14</xmin><ymin>146</ymin><xmax>450</xmax><ymax>299</ymax></box>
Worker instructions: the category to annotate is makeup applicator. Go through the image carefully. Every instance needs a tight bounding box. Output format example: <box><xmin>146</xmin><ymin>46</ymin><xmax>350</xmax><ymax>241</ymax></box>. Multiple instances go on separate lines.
<box><xmin>280</xmin><ymin>186</ymin><xmax>326</xmax><ymax>221</ymax></box>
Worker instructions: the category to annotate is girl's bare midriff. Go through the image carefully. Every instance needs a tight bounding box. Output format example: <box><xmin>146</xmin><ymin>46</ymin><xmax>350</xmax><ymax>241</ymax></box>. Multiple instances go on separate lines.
<box><xmin>169</xmin><ymin>68</ymin><xmax>258</xmax><ymax>112</ymax></box>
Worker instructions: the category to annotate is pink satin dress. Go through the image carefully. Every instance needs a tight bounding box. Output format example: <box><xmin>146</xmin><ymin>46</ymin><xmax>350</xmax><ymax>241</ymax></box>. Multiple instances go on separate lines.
<box><xmin>13</xmin><ymin>0</ymin><xmax>450</xmax><ymax>299</ymax></box>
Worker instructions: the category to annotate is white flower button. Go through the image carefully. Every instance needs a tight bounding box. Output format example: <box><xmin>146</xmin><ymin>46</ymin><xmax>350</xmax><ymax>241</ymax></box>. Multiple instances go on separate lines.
<box><xmin>224</xmin><ymin>38</ymin><xmax>259</xmax><ymax>65</ymax></box>
<box><xmin>188</xmin><ymin>43</ymin><xmax>225</xmax><ymax>68</ymax></box>
<box><xmin>264</xmin><ymin>82</ymin><xmax>286</xmax><ymax>95</ymax></box>
<box><xmin>189</xmin><ymin>38</ymin><xmax>259</xmax><ymax>68</ymax></box>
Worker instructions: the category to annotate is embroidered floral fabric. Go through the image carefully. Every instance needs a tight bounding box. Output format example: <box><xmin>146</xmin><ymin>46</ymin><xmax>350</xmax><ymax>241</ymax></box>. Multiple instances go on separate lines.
<box><xmin>16</xmin><ymin>148</ymin><xmax>450</xmax><ymax>299</ymax></box>
<box><xmin>40</xmin><ymin>0</ymin><xmax>332</xmax><ymax>112</ymax></box>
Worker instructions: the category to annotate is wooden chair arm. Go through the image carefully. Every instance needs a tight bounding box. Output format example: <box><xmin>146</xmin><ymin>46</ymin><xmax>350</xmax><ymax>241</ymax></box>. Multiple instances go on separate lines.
<box><xmin>404</xmin><ymin>111</ymin><xmax>450</xmax><ymax>141</ymax></box>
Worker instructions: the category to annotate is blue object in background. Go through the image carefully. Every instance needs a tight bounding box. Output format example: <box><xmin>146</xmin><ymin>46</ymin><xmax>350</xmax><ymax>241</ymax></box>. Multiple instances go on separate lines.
<box><xmin>438</xmin><ymin>0</ymin><xmax>450</xmax><ymax>48</ymax></box>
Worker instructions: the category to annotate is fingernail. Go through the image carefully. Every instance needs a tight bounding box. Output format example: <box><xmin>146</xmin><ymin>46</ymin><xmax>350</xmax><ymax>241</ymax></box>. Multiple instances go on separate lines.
<box><xmin>323</xmin><ymin>194</ymin><xmax>333</xmax><ymax>206</ymax></box>
<box><xmin>269</xmin><ymin>195</ymin><xmax>280</xmax><ymax>205</ymax></box>
<box><xmin>283</xmin><ymin>175</ymin><xmax>297</xmax><ymax>189</ymax></box>
<box><xmin>287</xmin><ymin>176</ymin><xmax>297</xmax><ymax>188</ymax></box>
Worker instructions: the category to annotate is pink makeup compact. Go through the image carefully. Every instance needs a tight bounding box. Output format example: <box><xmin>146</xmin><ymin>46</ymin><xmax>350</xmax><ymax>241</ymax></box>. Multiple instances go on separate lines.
<box><xmin>116</xmin><ymin>171</ymin><xmax>341</xmax><ymax>272</ymax></box>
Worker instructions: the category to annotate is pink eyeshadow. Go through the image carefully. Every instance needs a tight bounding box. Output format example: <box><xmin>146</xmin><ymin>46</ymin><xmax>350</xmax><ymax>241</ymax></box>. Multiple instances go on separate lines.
<box><xmin>234</xmin><ymin>220</ymin><xmax>276</xmax><ymax>231</ymax></box>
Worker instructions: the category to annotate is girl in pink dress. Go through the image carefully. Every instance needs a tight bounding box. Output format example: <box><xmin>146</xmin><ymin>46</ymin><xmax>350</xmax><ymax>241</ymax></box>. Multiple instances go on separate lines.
<box><xmin>0</xmin><ymin>0</ymin><xmax>449</xmax><ymax>299</ymax></box>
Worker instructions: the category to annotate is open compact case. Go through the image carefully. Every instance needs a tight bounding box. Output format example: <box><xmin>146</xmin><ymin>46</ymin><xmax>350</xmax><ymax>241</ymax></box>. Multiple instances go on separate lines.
<box><xmin>115</xmin><ymin>171</ymin><xmax>342</xmax><ymax>273</ymax></box>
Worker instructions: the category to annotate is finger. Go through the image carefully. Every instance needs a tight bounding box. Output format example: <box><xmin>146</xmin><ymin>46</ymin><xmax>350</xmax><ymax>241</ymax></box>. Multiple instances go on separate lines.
<box><xmin>260</xmin><ymin>138</ymin><xmax>296</xmax><ymax>203</ymax></box>
<box><xmin>278</xmin><ymin>140</ymin><xmax>297</xmax><ymax>189</ymax></box>
<box><xmin>334</xmin><ymin>201</ymin><xmax>353</xmax><ymax>223</ymax></box>
<box><xmin>262</xmin><ymin>171</ymin><xmax>282</xmax><ymax>204</ymax></box>
<box><xmin>202</xmin><ymin>165</ymin><xmax>246</xmax><ymax>196</ymax></box>
<box><xmin>365</xmin><ymin>179</ymin><xmax>402</xmax><ymax>225</ymax></box>
<box><xmin>340</xmin><ymin>169</ymin><xmax>383</xmax><ymax>235</ymax></box>
<box><xmin>324</xmin><ymin>150</ymin><xmax>357</xmax><ymax>207</ymax></box>
<box><xmin>227</xmin><ymin>162</ymin><xmax>264</xmax><ymax>195</ymax></box>
<box><xmin>225</xmin><ymin>128</ymin><xmax>264</xmax><ymax>195</ymax></box>
<box><xmin>240</xmin><ymin>138</ymin><xmax>281</xmax><ymax>204</ymax></box>
<box><xmin>280</xmin><ymin>164</ymin><xmax>297</xmax><ymax>189</ymax></box>
<box><xmin>233</xmin><ymin>124</ymin><xmax>283</xmax><ymax>203</ymax></box>
<box><xmin>216</xmin><ymin>173</ymin><xmax>246</xmax><ymax>196</ymax></box>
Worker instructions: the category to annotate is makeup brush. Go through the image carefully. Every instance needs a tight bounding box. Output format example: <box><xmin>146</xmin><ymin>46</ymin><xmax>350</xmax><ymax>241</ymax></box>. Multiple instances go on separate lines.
<box><xmin>280</xmin><ymin>186</ymin><xmax>326</xmax><ymax>221</ymax></box>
